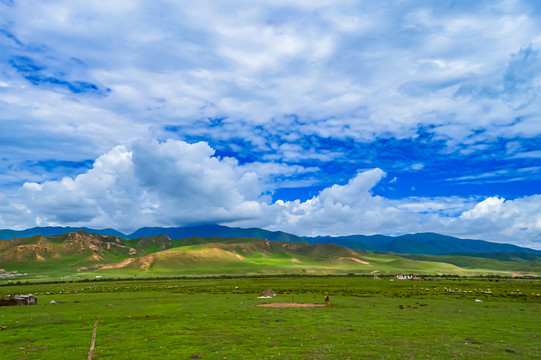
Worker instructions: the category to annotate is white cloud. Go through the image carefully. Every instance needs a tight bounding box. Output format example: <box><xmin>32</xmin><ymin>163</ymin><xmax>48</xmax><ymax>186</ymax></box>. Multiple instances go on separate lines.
<box><xmin>236</xmin><ymin>170</ymin><xmax>541</xmax><ymax>249</ymax></box>
<box><xmin>237</xmin><ymin>169</ymin><xmax>467</xmax><ymax>238</ymax></box>
<box><xmin>453</xmin><ymin>196</ymin><xmax>541</xmax><ymax>248</ymax></box>
<box><xmin>409</xmin><ymin>163</ymin><xmax>425</xmax><ymax>171</ymax></box>
<box><xmin>2</xmin><ymin>0</ymin><xmax>541</xmax><ymax>167</ymax></box>
<box><xmin>239</xmin><ymin>162</ymin><xmax>319</xmax><ymax>190</ymax></box>
<box><xmin>255</xmin><ymin>169</ymin><xmax>418</xmax><ymax>237</ymax></box>
<box><xmin>7</xmin><ymin>140</ymin><xmax>266</xmax><ymax>232</ymax></box>
<box><xmin>1</xmin><ymin>140</ymin><xmax>540</xmax><ymax>248</ymax></box>
<box><xmin>460</xmin><ymin>197</ymin><xmax>506</xmax><ymax>219</ymax></box>
<box><xmin>513</xmin><ymin>150</ymin><xmax>541</xmax><ymax>159</ymax></box>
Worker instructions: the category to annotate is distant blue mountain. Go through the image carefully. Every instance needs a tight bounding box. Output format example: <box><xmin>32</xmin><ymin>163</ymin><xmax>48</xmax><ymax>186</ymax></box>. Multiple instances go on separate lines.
<box><xmin>128</xmin><ymin>226</ymin><xmax>541</xmax><ymax>255</ymax></box>
<box><xmin>383</xmin><ymin>233</ymin><xmax>536</xmax><ymax>255</ymax></box>
<box><xmin>1</xmin><ymin>225</ymin><xmax>540</xmax><ymax>255</ymax></box>
<box><xmin>307</xmin><ymin>234</ymin><xmax>390</xmax><ymax>251</ymax></box>
<box><xmin>128</xmin><ymin>224</ymin><xmax>307</xmax><ymax>243</ymax></box>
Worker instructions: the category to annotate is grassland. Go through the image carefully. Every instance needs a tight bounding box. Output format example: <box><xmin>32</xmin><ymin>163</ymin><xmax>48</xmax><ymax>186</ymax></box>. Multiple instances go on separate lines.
<box><xmin>1</xmin><ymin>276</ymin><xmax>540</xmax><ymax>359</ymax></box>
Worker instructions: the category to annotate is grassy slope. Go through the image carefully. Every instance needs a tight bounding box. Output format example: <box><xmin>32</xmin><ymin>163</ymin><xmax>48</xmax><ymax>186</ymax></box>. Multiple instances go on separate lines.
<box><xmin>92</xmin><ymin>239</ymin><xmax>468</xmax><ymax>278</ymax></box>
<box><xmin>398</xmin><ymin>254</ymin><xmax>541</xmax><ymax>273</ymax></box>
<box><xmin>444</xmin><ymin>252</ymin><xmax>541</xmax><ymax>262</ymax></box>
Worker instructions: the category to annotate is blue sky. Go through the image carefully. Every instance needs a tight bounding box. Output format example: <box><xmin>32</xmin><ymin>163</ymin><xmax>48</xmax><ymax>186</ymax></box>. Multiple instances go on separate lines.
<box><xmin>1</xmin><ymin>0</ymin><xmax>540</xmax><ymax>248</ymax></box>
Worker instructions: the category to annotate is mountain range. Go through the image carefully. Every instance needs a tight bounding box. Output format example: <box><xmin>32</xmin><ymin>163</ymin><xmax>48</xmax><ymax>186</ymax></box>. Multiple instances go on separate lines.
<box><xmin>1</xmin><ymin>231</ymin><xmax>540</xmax><ymax>280</ymax></box>
<box><xmin>1</xmin><ymin>224</ymin><xmax>539</xmax><ymax>256</ymax></box>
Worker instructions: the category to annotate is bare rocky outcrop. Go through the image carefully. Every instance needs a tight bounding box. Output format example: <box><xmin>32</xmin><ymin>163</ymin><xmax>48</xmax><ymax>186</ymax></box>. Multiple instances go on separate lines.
<box><xmin>140</xmin><ymin>255</ymin><xmax>154</xmax><ymax>270</ymax></box>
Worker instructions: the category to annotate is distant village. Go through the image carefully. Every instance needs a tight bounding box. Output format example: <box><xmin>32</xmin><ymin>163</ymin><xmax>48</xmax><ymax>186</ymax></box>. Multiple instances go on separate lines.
<box><xmin>394</xmin><ymin>274</ymin><xmax>424</xmax><ymax>280</ymax></box>
<box><xmin>0</xmin><ymin>269</ymin><xmax>27</xmax><ymax>279</ymax></box>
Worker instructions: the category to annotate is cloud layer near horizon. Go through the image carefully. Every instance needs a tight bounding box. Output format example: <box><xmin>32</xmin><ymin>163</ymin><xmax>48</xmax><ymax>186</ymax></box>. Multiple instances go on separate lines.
<box><xmin>1</xmin><ymin>140</ymin><xmax>539</xmax><ymax>249</ymax></box>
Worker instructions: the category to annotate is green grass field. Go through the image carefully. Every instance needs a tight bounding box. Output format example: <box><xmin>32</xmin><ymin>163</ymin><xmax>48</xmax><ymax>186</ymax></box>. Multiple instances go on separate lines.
<box><xmin>1</xmin><ymin>276</ymin><xmax>540</xmax><ymax>359</ymax></box>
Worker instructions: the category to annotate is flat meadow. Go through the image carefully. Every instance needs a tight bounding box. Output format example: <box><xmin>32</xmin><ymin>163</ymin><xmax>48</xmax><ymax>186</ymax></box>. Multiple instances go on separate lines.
<box><xmin>1</xmin><ymin>276</ymin><xmax>540</xmax><ymax>359</ymax></box>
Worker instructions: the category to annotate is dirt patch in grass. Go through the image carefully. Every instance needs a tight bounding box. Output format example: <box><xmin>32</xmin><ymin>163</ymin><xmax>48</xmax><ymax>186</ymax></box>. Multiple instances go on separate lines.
<box><xmin>101</xmin><ymin>258</ymin><xmax>135</xmax><ymax>269</ymax></box>
<box><xmin>257</xmin><ymin>303</ymin><xmax>327</xmax><ymax>308</ymax></box>
<box><xmin>464</xmin><ymin>337</ymin><xmax>482</xmax><ymax>344</ymax></box>
<box><xmin>339</xmin><ymin>257</ymin><xmax>370</xmax><ymax>265</ymax></box>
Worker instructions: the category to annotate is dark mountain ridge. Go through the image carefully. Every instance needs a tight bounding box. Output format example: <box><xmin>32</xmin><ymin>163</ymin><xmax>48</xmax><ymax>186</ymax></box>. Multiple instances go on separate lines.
<box><xmin>0</xmin><ymin>226</ymin><xmax>126</xmax><ymax>240</ymax></box>
<box><xmin>127</xmin><ymin>226</ymin><xmax>541</xmax><ymax>255</ymax></box>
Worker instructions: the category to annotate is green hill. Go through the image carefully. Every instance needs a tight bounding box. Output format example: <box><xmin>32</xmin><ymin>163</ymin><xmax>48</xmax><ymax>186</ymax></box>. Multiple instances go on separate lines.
<box><xmin>398</xmin><ymin>253</ymin><xmax>541</xmax><ymax>273</ymax></box>
<box><xmin>443</xmin><ymin>252</ymin><xmax>541</xmax><ymax>262</ymax></box>
<box><xmin>0</xmin><ymin>231</ymin><xmax>539</xmax><ymax>282</ymax></box>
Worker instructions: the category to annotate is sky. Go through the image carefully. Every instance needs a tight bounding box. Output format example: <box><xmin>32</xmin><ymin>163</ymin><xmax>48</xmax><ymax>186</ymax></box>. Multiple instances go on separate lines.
<box><xmin>1</xmin><ymin>0</ymin><xmax>541</xmax><ymax>249</ymax></box>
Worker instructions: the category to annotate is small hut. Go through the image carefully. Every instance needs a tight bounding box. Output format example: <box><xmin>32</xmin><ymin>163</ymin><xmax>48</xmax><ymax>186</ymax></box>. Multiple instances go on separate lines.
<box><xmin>0</xmin><ymin>294</ymin><xmax>37</xmax><ymax>306</ymax></box>
<box><xmin>13</xmin><ymin>294</ymin><xmax>37</xmax><ymax>305</ymax></box>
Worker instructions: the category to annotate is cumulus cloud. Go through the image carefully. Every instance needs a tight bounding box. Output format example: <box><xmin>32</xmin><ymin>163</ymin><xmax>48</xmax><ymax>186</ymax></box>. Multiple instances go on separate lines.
<box><xmin>453</xmin><ymin>196</ymin><xmax>541</xmax><ymax>248</ymax></box>
<box><xmin>1</xmin><ymin>140</ymin><xmax>540</xmax><ymax>248</ymax></box>
<box><xmin>232</xmin><ymin>167</ymin><xmax>541</xmax><ymax>249</ymax></box>
<box><xmin>8</xmin><ymin>140</ymin><xmax>265</xmax><ymax>231</ymax></box>
<box><xmin>256</xmin><ymin>169</ymin><xmax>418</xmax><ymax>236</ymax></box>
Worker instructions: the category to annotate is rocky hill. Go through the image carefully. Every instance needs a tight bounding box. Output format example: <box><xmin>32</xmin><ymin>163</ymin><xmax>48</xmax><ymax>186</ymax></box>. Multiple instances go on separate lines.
<box><xmin>0</xmin><ymin>231</ymin><xmax>539</xmax><ymax>280</ymax></box>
